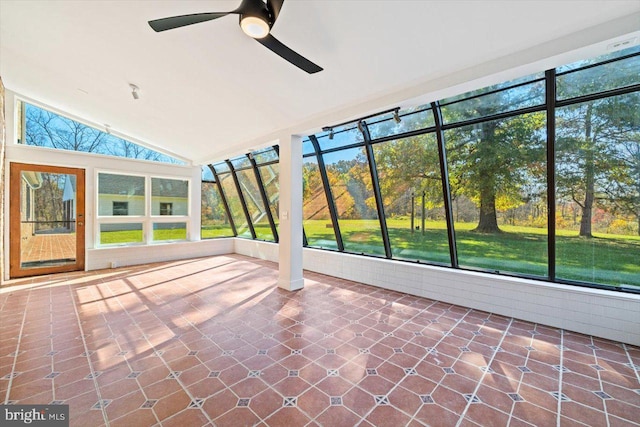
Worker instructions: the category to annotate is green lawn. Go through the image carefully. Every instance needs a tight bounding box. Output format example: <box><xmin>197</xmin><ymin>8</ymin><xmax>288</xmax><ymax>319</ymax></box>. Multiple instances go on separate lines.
<box><xmin>107</xmin><ymin>219</ymin><xmax>639</xmax><ymax>288</ymax></box>
<box><xmin>303</xmin><ymin>219</ymin><xmax>640</xmax><ymax>287</ymax></box>
<box><xmin>100</xmin><ymin>228</ymin><xmax>187</xmax><ymax>244</ymax></box>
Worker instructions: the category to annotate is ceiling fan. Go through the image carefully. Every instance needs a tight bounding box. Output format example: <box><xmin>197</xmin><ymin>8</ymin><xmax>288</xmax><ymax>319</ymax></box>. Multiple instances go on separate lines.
<box><xmin>148</xmin><ymin>0</ymin><xmax>323</xmax><ymax>74</ymax></box>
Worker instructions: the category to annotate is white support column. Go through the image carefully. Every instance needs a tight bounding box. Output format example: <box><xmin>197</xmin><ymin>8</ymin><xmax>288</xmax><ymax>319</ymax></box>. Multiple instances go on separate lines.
<box><xmin>278</xmin><ymin>134</ymin><xmax>304</xmax><ymax>291</ymax></box>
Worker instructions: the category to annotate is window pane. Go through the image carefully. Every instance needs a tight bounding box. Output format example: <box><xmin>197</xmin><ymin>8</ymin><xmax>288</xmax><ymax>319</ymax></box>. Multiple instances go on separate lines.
<box><xmin>557</xmin><ymin>48</ymin><xmax>640</xmax><ymax>101</ymax></box>
<box><xmin>153</xmin><ymin>222</ymin><xmax>187</xmax><ymax>241</ymax></box>
<box><xmin>259</xmin><ymin>164</ymin><xmax>280</xmax><ymax>232</ymax></box>
<box><xmin>213</xmin><ymin>162</ymin><xmax>230</xmax><ymax>173</ymax></box>
<box><xmin>151</xmin><ymin>178</ymin><xmax>188</xmax><ymax>216</ymax></box>
<box><xmin>98</xmin><ymin>173</ymin><xmax>145</xmax><ymax>216</ymax></box>
<box><xmin>252</xmin><ymin>147</ymin><xmax>278</xmax><ymax>164</ymax></box>
<box><xmin>99</xmin><ymin>223</ymin><xmax>143</xmax><ymax>245</ymax></box>
<box><xmin>230</xmin><ymin>155</ymin><xmax>251</xmax><ymax>170</ymax></box>
<box><xmin>445</xmin><ymin>112</ymin><xmax>548</xmax><ymax>276</ymax></box>
<box><xmin>201</xmin><ymin>182</ymin><xmax>234</xmax><ymax>238</ymax></box>
<box><xmin>218</xmin><ymin>172</ymin><xmax>250</xmax><ymax>238</ymax></box>
<box><xmin>303</xmin><ymin>156</ymin><xmax>338</xmax><ymax>249</ymax></box>
<box><xmin>555</xmin><ymin>93</ymin><xmax>640</xmax><ymax>287</ymax></box>
<box><xmin>202</xmin><ymin>165</ymin><xmax>214</xmax><ymax>181</ymax></box>
<box><xmin>441</xmin><ymin>74</ymin><xmax>545</xmax><ymax>124</ymax></box>
<box><xmin>373</xmin><ymin>134</ymin><xmax>450</xmax><ymax>264</ymax></box>
<box><xmin>317</xmin><ymin>125</ymin><xmax>364</xmax><ymax>151</ymax></box>
<box><xmin>20</xmin><ymin>102</ymin><xmax>184</xmax><ymax>164</ymax></box>
<box><xmin>323</xmin><ymin>147</ymin><xmax>385</xmax><ymax>256</ymax></box>
<box><xmin>366</xmin><ymin>106</ymin><xmax>435</xmax><ymax>140</ymax></box>
<box><xmin>302</xmin><ymin>139</ymin><xmax>316</xmax><ymax>156</ymax></box>
<box><xmin>236</xmin><ymin>169</ymin><xmax>274</xmax><ymax>241</ymax></box>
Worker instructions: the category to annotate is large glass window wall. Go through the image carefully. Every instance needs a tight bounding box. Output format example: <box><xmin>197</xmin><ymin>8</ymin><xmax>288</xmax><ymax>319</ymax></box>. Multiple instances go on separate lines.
<box><xmin>205</xmin><ymin>45</ymin><xmax>640</xmax><ymax>292</ymax></box>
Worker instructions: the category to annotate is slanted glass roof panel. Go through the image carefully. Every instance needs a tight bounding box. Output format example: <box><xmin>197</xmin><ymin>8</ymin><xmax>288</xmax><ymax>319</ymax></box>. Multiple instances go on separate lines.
<box><xmin>366</xmin><ymin>106</ymin><xmax>435</xmax><ymax>140</ymax></box>
<box><xmin>202</xmin><ymin>165</ymin><xmax>214</xmax><ymax>182</ymax></box>
<box><xmin>440</xmin><ymin>73</ymin><xmax>545</xmax><ymax>124</ymax></box>
<box><xmin>213</xmin><ymin>162</ymin><xmax>230</xmax><ymax>173</ymax></box>
<box><xmin>252</xmin><ymin>147</ymin><xmax>278</xmax><ymax>164</ymax></box>
<box><xmin>230</xmin><ymin>155</ymin><xmax>251</xmax><ymax>170</ymax></box>
<box><xmin>317</xmin><ymin>125</ymin><xmax>364</xmax><ymax>151</ymax></box>
<box><xmin>302</xmin><ymin>139</ymin><xmax>316</xmax><ymax>156</ymax></box>
<box><xmin>557</xmin><ymin>46</ymin><xmax>640</xmax><ymax>101</ymax></box>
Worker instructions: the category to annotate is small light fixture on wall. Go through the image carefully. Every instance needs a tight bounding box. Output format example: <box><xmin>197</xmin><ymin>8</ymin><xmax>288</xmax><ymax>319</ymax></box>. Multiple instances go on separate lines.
<box><xmin>129</xmin><ymin>83</ymin><xmax>140</xmax><ymax>100</ymax></box>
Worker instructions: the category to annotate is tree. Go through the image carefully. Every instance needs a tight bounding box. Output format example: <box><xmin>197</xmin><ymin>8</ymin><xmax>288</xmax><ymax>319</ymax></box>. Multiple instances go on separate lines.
<box><xmin>23</xmin><ymin>103</ymin><xmax>181</xmax><ymax>164</ymax></box>
<box><xmin>445</xmin><ymin>110</ymin><xmax>546</xmax><ymax>233</ymax></box>
<box><xmin>556</xmin><ymin>90</ymin><xmax>639</xmax><ymax>238</ymax></box>
<box><xmin>372</xmin><ymin>133</ymin><xmax>443</xmax><ymax>218</ymax></box>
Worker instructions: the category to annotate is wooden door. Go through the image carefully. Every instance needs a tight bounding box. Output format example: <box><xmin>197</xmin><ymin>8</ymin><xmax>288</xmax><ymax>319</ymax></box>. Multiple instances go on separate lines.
<box><xmin>9</xmin><ymin>163</ymin><xmax>85</xmax><ymax>278</ymax></box>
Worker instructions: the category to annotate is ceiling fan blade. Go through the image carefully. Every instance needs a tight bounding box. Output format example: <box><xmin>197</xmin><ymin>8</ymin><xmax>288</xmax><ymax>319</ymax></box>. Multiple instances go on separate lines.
<box><xmin>267</xmin><ymin>0</ymin><xmax>284</xmax><ymax>22</ymax></box>
<box><xmin>149</xmin><ymin>12</ymin><xmax>231</xmax><ymax>32</ymax></box>
<box><xmin>256</xmin><ymin>34</ymin><xmax>323</xmax><ymax>74</ymax></box>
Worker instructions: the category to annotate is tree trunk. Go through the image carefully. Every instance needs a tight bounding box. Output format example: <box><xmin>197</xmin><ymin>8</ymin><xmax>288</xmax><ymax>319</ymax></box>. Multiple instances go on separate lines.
<box><xmin>474</xmin><ymin>186</ymin><xmax>500</xmax><ymax>232</ymax></box>
<box><xmin>579</xmin><ymin>104</ymin><xmax>594</xmax><ymax>238</ymax></box>
<box><xmin>472</xmin><ymin>121</ymin><xmax>501</xmax><ymax>233</ymax></box>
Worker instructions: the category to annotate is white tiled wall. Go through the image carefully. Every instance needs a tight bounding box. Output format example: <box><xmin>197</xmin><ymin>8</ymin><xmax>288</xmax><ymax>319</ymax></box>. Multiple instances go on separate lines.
<box><xmin>235</xmin><ymin>239</ymin><xmax>640</xmax><ymax>346</ymax></box>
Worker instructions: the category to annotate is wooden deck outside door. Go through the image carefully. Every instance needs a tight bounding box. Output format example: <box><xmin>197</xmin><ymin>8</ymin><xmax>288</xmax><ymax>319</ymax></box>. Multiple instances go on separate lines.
<box><xmin>9</xmin><ymin>163</ymin><xmax>85</xmax><ymax>278</ymax></box>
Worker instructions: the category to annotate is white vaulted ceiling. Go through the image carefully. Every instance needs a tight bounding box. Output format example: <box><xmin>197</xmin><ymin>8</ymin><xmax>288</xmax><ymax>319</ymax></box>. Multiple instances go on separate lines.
<box><xmin>1</xmin><ymin>1</ymin><xmax>639</xmax><ymax>164</ymax></box>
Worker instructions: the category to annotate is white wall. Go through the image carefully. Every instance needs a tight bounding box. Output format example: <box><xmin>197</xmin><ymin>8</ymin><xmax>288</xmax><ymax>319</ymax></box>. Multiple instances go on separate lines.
<box><xmin>2</xmin><ymin>89</ymin><xmax>203</xmax><ymax>280</ymax></box>
<box><xmin>87</xmin><ymin>238</ymin><xmax>234</xmax><ymax>270</ymax></box>
<box><xmin>234</xmin><ymin>239</ymin><xmax>640</xmax><ymax>346</ymax></box>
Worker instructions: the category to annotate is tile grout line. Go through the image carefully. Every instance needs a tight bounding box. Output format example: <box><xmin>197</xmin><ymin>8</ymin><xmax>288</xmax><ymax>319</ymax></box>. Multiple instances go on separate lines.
<box><xmin>353</xmin><ymin>305</ymin><xmax>474</xmax><ymax>426</ymax></box>
<box><xmin>306</xmin><ymin>297</ymin><xmax>444</xmax><ymax>425</ymax></box>
<box><xmin>2</xmin><ymin>288</ymin><xmax>31</xmax><ymax>404</ymax></box>
<box><xmin>505</xmin><ymin>323</ymin><xmax>537</xmax><ymax>426</ymax></box>
<box><xmin>592</xmin><ymin>336</ymin><xmax>611</xmax><ymax>427</ymax></box>
<box><xmin>622</xmin><ymin>343</ymin><xmax>640</xmax><ymax>384</ymax></box>
<box><xmin>97</xmin><ymin>284</ymin><xmax>162</xmax><ymax>426</ymax></box>
<box><xmin>68</xmin><ymin>282</ymin><xmax>110</xmax><ymax>426</ymax></box>
<box><xmin>454</xmin><ymin>317</ymin><xmax>514</xmax><ymax>427</ymax></box>
<box><xmin>111</xmin><ymin>277</ymin><xmax>217</xmax><ymax>425</ymax></box>
<box><xmin>556</xmin><ymin>329</ymin><xmax>565</xmax><ymax>427</ymax></box>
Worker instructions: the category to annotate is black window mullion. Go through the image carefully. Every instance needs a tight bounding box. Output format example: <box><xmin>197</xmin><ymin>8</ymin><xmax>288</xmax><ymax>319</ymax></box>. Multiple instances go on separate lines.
<box><xmin>226</xmin><ymin>160</ymin><xmax>257</xmax><ymax>239</ymax></box>
<box><xmin>208</xmin><ymin>165</ymin><xmax>237</xmax><ymax>236</ymax></box>
<box><xmin>309</xmin><ymin>135</ymin><xmax>344</xmax><ymax>251</ymax></box>
<box><xmin>431</xmin><ymin>101</ymin><xmax>459</xmax><ymax>268</ymax></box>
<box><xmin>248</xmin><ymin>154</ymin><xmax>279</xmax><ymax>242</ymax></box>
<box><xmin>360</xmin><ymin>122</ymin><xmax>392</xmax><ymax>259</ymax></box>
<box><xmin>545</xmin><ymin>69</ymin><xmax>557</xmax><ymax>281</ymax></box>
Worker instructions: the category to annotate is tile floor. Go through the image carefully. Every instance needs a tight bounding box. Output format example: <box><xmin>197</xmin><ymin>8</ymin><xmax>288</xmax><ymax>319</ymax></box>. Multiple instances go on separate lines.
<box><xmin>1</xmin><ymin>254</ymin><xmax>639</xmax><ymax>426</ymax></box>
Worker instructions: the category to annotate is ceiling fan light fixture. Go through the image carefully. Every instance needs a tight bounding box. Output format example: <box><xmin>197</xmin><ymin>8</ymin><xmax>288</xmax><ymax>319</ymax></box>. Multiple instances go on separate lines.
<box><xmin>240</xmin><ymin>16</ymin><xmax>270</xmax><ymax>38</ymax></box>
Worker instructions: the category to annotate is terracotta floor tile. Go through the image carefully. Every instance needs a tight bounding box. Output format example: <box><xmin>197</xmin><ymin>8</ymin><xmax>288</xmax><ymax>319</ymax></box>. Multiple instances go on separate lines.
<box><xmin>365</xmin><ymin>405</ymin><xmax>412</xmax><ymax>427</ymax></box>
<box><xmin>297</xmin><ymin>386</ymin><xmax>330</xmax><ymax>418</ymax></box>
<box><xmin>161</xmin><ymin>409</ymin><xmax>210</xmax><ymax>427</ymax></box>
<box><xmin>2</xmin><ymin>255</ymin><xmax>638</xmax><ymax>426</ymax></box>
<box><xmin>249</xmin><ymin>388</ymin><xmax>283</xmax><ymax>420</ymax></box>
<box><xmin>263</xmin><ymin>407</ymin><xmax>311</xmax><ymax>426</ymax></box>
<box><xmin>109</xmin><ymin>408</ymin><xmax>159</xmax><ymax>427</ymax></box>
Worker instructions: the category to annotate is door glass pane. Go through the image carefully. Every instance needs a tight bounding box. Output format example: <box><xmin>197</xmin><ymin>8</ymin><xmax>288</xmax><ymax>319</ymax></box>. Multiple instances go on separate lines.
<box><xmin>20</xmin><ymin>171</ymin><xmax>76</xmax><ymax>268</ymax></box>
